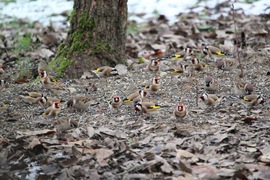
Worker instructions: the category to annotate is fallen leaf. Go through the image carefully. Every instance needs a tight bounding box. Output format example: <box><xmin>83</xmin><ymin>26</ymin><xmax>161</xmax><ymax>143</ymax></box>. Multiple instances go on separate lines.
<box><xmin>95</xmin><ymin>148</ymin><xmax>114</xmax><ymax>167</ymax></box>
<box><xmin>176</xmin><ymin>149</ymin><xmax>199</xmax><ymax>162</ymax></box>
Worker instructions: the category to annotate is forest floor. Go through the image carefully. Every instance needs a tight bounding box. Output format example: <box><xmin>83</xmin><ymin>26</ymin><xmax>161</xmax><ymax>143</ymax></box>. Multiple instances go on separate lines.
<box><xmin>1</xmin><ymin>1</ymin><xmax>270</xmax><ymax>179</ymax></box>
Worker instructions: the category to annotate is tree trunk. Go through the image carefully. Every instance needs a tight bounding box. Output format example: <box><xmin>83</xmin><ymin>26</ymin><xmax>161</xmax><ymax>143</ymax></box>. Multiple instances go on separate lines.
<box><xmin>53</xmin><ymin>0</ymin><xmax>127</xmax><ymax>78</ymax></box>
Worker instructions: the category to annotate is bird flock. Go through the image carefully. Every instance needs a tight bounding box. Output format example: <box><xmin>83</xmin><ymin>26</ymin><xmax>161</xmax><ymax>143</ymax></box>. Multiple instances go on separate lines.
<box><xmin>2</xmin><ymin>45</ymin><xmax>266</xmax><ymax>121</ymax></box>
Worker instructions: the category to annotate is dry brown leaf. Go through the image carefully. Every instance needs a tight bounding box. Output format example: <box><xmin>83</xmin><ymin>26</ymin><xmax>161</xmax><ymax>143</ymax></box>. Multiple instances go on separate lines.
<box><xmin>95</xmin><ymin>148</ymin><xmax>114</xmax><ymax>167</ymax></box>
<box><xmin>28</xmin><ymin>137</ymin><xmax>41</xmax><ymax>149</ymax></box>
<box><xmin>176</xmin><ymin>149</ymin><xmax>199</xmax><ymax>162</ymax></box>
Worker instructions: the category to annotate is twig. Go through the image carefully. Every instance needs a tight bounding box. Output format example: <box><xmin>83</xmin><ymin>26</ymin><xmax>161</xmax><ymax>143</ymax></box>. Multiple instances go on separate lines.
<box><xmin>232</xmin><ymin>4</ymin><xmax>244</xmax><ymax>78</ymax></box>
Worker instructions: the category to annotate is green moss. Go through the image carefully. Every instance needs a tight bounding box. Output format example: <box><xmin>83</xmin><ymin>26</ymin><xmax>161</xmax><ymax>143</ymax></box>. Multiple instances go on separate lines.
<box><xmin>92</xmin><ymin>40</ymin><xmax>111</xmax><ymax>55</ymax></box>
<box><xmin>53</xmin><ymin>11</ymin><xmax>96</xmax><ymax>75</ymax></box>
<box><xmin>49</xmin><ymin>57</ymin><xmax>74</xmax><ymax>76</ymax></box>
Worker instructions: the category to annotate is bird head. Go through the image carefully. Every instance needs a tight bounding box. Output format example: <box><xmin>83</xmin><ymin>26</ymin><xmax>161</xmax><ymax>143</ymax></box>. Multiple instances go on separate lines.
<box><xmin>53</xmin><ymin>101</ymin><xmax>61</xmax><ymax>109</ymax></box>
<box><xmin>110</xmin><ymin>68</ymin><xmax>119</xmax><ymax>75</ymax></box>
<box><xmin>216</xmin><ymin>61</ymin><xmax>225</xmax><ymax>70</ymax></box>
<box><xmin>177</xmin><ymin>104</ymin><xmax>185</xmax><ymax>111</ymax></box>
<box><xmin>205</xmin><ymin>76</ymin><xmax>213</xmax><ymax>87</ymax></box>
<box><xmin>113</xmin><ymin>96</ymin><xmax>120</xmax><ymax>103</ymax></box>
<box><xmin>244</xmin><ymin>84</ymin><xmax>253</xmax><ymax>94</ymax></box>
<box><xmin>200</xmin><ymin>93</ymin><xmax>208</xmax><ymax>101</ymax></box>
<box><xmin>134</xmin><ymin>102</ymin><xmax>142</xmax><ymax>112</ymax></box>
<box><xmin>153</xmin><ymin>76</ymin><xmax>160</xmax><ymax>84</ymax></box>
<box><xmin>67</xmin><ymin>99</ymin><xmax>75</xmax><ymax>108</ymax></box>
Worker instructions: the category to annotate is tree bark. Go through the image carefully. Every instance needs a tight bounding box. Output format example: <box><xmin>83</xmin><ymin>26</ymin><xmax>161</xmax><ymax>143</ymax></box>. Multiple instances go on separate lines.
<box><xmin>54</xmin><ymin>0</ymin><xmax>127</xmax><ymax>78</ymax></box>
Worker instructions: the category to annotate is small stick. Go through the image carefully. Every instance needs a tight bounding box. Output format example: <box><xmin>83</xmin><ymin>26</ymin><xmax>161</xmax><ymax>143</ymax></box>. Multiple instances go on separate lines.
<box><xmin>232</xmin><ymin>4</ymin><xmax>244</xmax><ymax>78</ymax></box>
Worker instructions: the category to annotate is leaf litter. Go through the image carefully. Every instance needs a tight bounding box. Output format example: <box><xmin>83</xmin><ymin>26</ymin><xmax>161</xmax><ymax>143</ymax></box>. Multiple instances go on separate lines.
<box><xmin>0</xmin><ymin>1</ymin><xmax>270</xmax><ymax>179</ymax></box>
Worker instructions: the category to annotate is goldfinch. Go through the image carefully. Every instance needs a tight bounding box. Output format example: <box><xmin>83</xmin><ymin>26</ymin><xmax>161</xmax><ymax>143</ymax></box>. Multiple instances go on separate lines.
<box><xmin>203</xmin><ymin>45</ymin><xmax>229</xmax><ymax>61</ymax></box>
<box><xmin>147</xmin><ymin>59</ymin><xmax>160</xmax><ymax>73</ymax></box>
<box><xmin>170</xmin><ymin>47</ymin><xmax>193</xmax><ymax>64</ymax></box>
<box><xmin>144</xmin><ymin>76</ymin><xmax>161</xmax><ymax>93</ymax></box>
<box><xmin>92</xmin><ymin>66</ymin><xmax>118</xmax><ymax>77</ymax></box>
<box><xmin>204</xmin><ymin>76</ymin><xmax>218</xmax><ymax>94</ymax></box>
<box><xmin>164</xmin><ymin>64</ymin><xmax>189</xmax><ymax>77</ymax></box>
<box><xmin>234</xmin><ymin>81</ymin><xmax>253</xmax><ymax>95</ymax></box>
<box><xmin>173</xmin><ymin>103</ymin><xmax>188</xmax><ymax>119</ymax></box>
<box><xmin>199</xmin><ymin>93</ymin><xmax>222</xmax><ymax>107</ymax></box>
<box><xmin>67</xmin><ymin>95</ymin><xmax>92</xmax><ymax>112</ymax></box>
<box><xmin>38</xmin><ymin>95</ymin><xmax>61</xmax><ymax>108</ymax></box>
<box><xmin>43</xmin><ymin>101</ymin><xmax>61</xmax><ymax>117</ymax></box>
<box><xmin>190</xmin><ymin>57</ymin><xmax>208</xmax><ymax>72</ymax></box>
<box><xmin>108</xmin><ymin>95</ymin><xmax>122</xmax><ymax>113</ymax></box>
<box><xmin>40</xmin><ymin>70</ymin><xmax>67</xmax><ymax>96</ymax></box>
<box><xmin>123</xmin><ymin>90</ymin><xmax>147</xmax><ymax>104</ymax></box>
<box><xmin>216</xmin><ymin>59</ymin><xmax>237</xmax><ymax>71</ymax></box>
<box><xmin>239</xmin><ymin>95</ymin><xmax>265</xmax><ymax>109</ymax></box>
<box><xmin>134</xmin><ymin>101</ymin><xmax>161</xmax><ymax>114</ymax></box>
<box><xmin>19</xmin><ymin>94</ymin><xmax>45</xmax><ymax>107</ymax></box>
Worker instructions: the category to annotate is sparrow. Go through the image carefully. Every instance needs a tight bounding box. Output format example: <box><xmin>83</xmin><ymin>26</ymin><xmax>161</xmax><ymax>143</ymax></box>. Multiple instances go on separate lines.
<box><xmin>38</xmin><ymin>59</ymin><xmax>54</xmax><ymax>74</ymax></box>
<box><xmin>67</xmin><ymin>95</ymin><xmax>93</xmax><ymax>112</ymax></box>
<box><xmin>134</xmin><ymin>101</ymin><xmax>161</xmax><ymax>114</ymax></box>
<box><xmin>43</xmin><ymin>101</ymin><xmax>61</xmax><ymax>117</ymax></box>
<box><xmin>123</xmin><ymin>89</ymin><xmax>147</xmax><ymax>104</ymax></box>
<box><xmin>147</xmin><ymin>59</ymin><xmax>160</xmax><ymax>73</ymax></box>
<box><xmin>92</xmin><ymin>66</ymin><xmax>118</xmax><ymax>77</ymax></box>
<box><xmin>203</xmin><ymin>45</ymin><xmax>229</xmax><ymax>61</ymax></box>
<box><xmin>204</xmin><ymin>76</ymin><xmax>218</xmax><ymax>94</ymax></box>
<box><xmin>239</xmin><ymin>95</ymin><xmax>265</xmax><ymax>109</ymax></box>
<box><xmin>164</xmin><ymin>64</ymin><xmax>189</xmax><ymax>77</ymax></box>
<box><xmin>108</xmin><ymin>95</ymin><xmax>122</xmax><ymax>113</ymax></box>
<box><xmin>234</xmin><ymin>81</ymin><xmax>254</xmax><ymax>95</ymax></box>
<box><xmin>144</xmin><ymin>76</ymin><xmax>161</xmax><ymax>94</ymax></box>
<box><xmin>199</xmin><ymin>93</ymin><xmax>222</xmax><ymax>107</ymax></box>
<box><xmin>173</xmin><ymin>103</ymin><xmax>188</xmax><ymax>119</ymax></box>
<box><xmin>216</xmin><ymin>59</ymin><xmax>237</xmax><ymax>71</ymax></box>
<box><xmin>190</xmin><ymin>57</ymin><xmax>208</xmax><ymax>72</ymax></box>
<box><xmin>0</xmin><ymin>80</ymin><xmax>7</xmax><ymax>91</ymax></box>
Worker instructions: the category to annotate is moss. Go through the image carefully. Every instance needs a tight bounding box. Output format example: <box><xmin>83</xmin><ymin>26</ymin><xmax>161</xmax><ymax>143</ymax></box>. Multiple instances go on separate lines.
<box><xmin>53</xmin><ymin>10</ymin><xmax>96</xmax><ymax>75</ymax></box>
<box><xmin>92</xmin><ymin>40</ymin><xmax>111</xmax><ymax>55</ymax></box>
<box><xmin>49</xmin><ymin>57</ymin><xmax>74</xmax><ymax>76</ymax></box>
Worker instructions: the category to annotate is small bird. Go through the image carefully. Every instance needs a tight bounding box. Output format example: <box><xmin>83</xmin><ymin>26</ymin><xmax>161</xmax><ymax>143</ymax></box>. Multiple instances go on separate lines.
<box><xmin>204</xmin><ymin>76</ymin><xmax>218</xmax><ymax>94</ymax></box>
<box><xmin>67</xmin><ymin>95</ymin><xmax>92</xmax><ymax>112</ymax></box>
<box><xmin>0</xmin><ymin>80</ymin><xmax>7</xmax><ymax>91</ymax></box>
<box><xmin>234</xmin><ymin>81</ymin><xmax>254</xmax><ymax>95</ymax></box>
<box><xmin>144</xmin><ymin>76</ymin><xmax>161</xmax><ymax>94</ymax></box>
<box><xmin>216</xmin><ymin>59</ymin><xmax>237</xmax><ymax>71</ymax></box>
<box><xmin>43</xmin><ymin>101</ymin><xmax>61</xmax><ymax>117</ymax></box>
<box><xmin>239</xmin><ymin>94</ymin><xmax>265</xmax><ymax>109</ymax></box>
<box><xmin>203</xmin><ymin>45</ymin><xmax>229</xmax><ymax>61</ymax></box>
<box><xmin>38</xmin><ymin>95</ymin><xmax>61</xmax><ymax>108</ymax></box>
<box><xmin>190</xmin><ymin>57</ymin><xmax>208</xmax><ymax>72</ymax></box>
<box><xmin>164</xmin><ymin>64</ymin><xmax>189</xmax><ymax>77</ymax></box>
<box><xmin>173</xmin><ymin>103</ymin><xmax>188</xmax><ymax>119</ymax></box>
<box><xmin>170</xmin><ymin>47</ymin><xmax>193</xmax><ymax>64</ymax></box>
<box><xmin>108</xmin><ymin>95</ymin><xmax>122</xmax><ymax>113</ymax></box>
<box><xmin>123</xmin><ymin>90</ymin><xmax>147</xmax><ymax>104</ymax></box>
<box><xmin>40</xmin><ymin>70</ymin><xmax>67</xmax><ymax>96</ymax></box>
<box><xmin>19</xmin><ymin>94</ymin><xmax>44</xmax><ymax>106</ymax></box>
<box><xmin>199</xmin><ymin>93</ymin><xmax>222</xmax><ymax>107</ymax></box>
<box><xmin>147</xmin><ymin>59</ymin><xmax>160</xmax><ymax>73</ymax></box>
<box><xmin>134</xmin><ymin>101</ymin><xmax>161</xmax><ymax>114</ymax></box>
<box><xmin>92</xmin><ymin>66</ymin><xmax>118</xmax><ymax>77</ymax></box>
